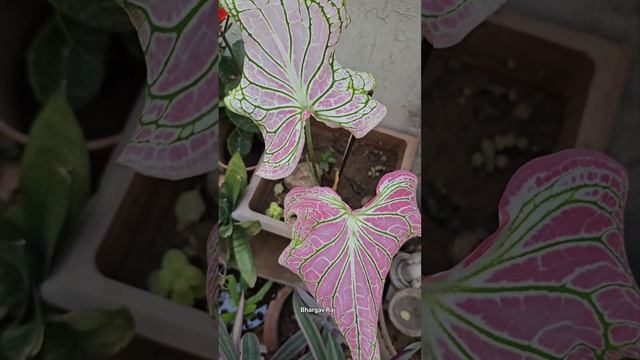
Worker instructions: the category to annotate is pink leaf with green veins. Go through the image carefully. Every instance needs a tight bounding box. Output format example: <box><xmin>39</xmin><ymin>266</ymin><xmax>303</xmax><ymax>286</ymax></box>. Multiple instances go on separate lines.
<box><xmin>279</xmin><ymin>170</ymin><xmax>422</xmax><ymax>360</ymax></box>
<box><xmin>423</xmin><ymin>150</ymin><xmax>640</xmax><ymax>360</ymax></box>
<box><xmin>116</xmin><ymin>0</ymin><xmax>218</xmax><ymax>180</ymax></box>
<box><xmin>422</xmin><ymin>0</ymin><xmax>505</xmax><ymax>48</ymax></box>
<box><xmin>221</xmin><ymin>0</ymin><xmax>387</xmax><ymax>179</ymax></box>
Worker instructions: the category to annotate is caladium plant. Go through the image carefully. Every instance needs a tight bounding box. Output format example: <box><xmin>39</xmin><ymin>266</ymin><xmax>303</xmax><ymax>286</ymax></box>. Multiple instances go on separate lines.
<box><xmin>279</xmin><ymin>170</ymin><xmax>422</xmax><ymax>360</ymax></box>
<box><xmin>422</xmin><ymin>0</ymin><xmax>505</xmax><ymax>48</ymax></box>
<box><xmin>116</xmin><ymin>0</ymin><xmax>218</xmax><ymax>180</ymax></box>
<box><xmin>220</xmin><ymin>0</ymin><xmax>387</xmax><ymax>179</ymax></box>
<box><xmin>423</xmin><ymin>150</ymin><xmax>640</xmax><ymax>359</ymax></box>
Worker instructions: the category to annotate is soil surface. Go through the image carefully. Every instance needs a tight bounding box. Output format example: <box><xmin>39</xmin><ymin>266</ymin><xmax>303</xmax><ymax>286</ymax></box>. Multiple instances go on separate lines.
<box><xmin>260</xmin><ymin>124</ymin><xmax>399</xmax><ymax>213</ymax></box>
<box><xmin>422</xmin><ymin>49</ymin><xmax>566</xmax><ymax>274</ymax></box>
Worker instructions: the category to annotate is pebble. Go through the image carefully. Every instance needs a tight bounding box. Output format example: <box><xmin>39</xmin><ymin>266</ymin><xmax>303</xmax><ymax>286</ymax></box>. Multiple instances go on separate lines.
<box><xmin>517</xmin><ymin>137</ymin><xmax>529</xmax><ymax>150</ymax></box>
<box><xmin>513</xmin><ymin>102</ymin><xmax>533</xmax><ymax>120</ymax></box>
<box><xmin>496</xmin><ymin>154</ymin><xmax>509</xmax><ymax>169</ymax></box>
<box><xmin>471</xmin><ymin>152</ymin><xmax>484</xmax><ymax>167</ymax></box>
<box><xmin>480</xmin><ymin>138</ymin><xmax>495</xmax><ymax>158</ymax></box>
<box><xmin>494</xmin><ymin>135</ymin><xmax>507</xmax><ymax>150</ymax></box>
<box><xmin>508</xmin><ymin>89</ymin><xmax>518</xmax><ymax>103</ymax></box>
<box><xmin>505</xmin><ymin>133</ymin><xmax>517</xmax><ymax>148</ymax></box>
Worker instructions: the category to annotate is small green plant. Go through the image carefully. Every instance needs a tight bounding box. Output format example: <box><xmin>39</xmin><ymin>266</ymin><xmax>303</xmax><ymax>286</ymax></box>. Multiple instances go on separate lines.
<box><xmin>148</xmin><ymin>249</ymin><xmax>206</xmax><ymax>307</ymax></box>
<box><xmin>318</xmin><ymin>150</ymin><xmax>336</xmax><ymax>173</ymax></box>
<box><xmin>0</xmin><ymin>90</ymin><xmax>134</xmax><ymax>359</ymax></box>
<box><xmin>219</xmin><ymin>153</ymin><xmax>261</xmax><ymax>287</ymax></box>
<box><xmin>219</xmin><ymin>275</ymin><xmax>272</xmax><ymax>324</ymax></box>
<box><xmin>266</xmin><ymin>201</ymin><xmax>284</xmax><ymax>220</ymax></box>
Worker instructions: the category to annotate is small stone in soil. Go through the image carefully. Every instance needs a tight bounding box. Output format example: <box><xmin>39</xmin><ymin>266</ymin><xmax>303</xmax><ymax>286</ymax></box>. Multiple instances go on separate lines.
<box><xmin>470</xmin><ymin>152</ymin><xmax>484</xmax><ymax>167</ymax></box>
<box><xmin>513</xmin><ymin>101</ymin><xmax>533</xmax><ymax>120</ymax></box>
<box><xmin>504</xmin><ymin>132</ymin><xmax>517</xmax><ymax>148</ymax></box>
<box><xmin>494</xmin><ymin>135</ymin><xmax>507</xmax><ymax>151</ymax></box>
<box><xmin>495</xmin><ymin>154</ymin><xmax>509</xmax><ymax>170</ymax></box>
<box><xmin>517</xmin><ymin>136</ymin><xmax>529</xmax><ymax>150</ymax></box>
<box><xmin>480</xmin><ymin>138</ymin><xmax>495</xmax><ymax>158</ymax></box>
<box><xmin>400</xmin><ymin>310</ymin><xmax>411</xmax><ymax>321</ymax></box>
<box><xmin>508</xmin><ymin>89</ymin><xmax>518</xmax><ymax>103</ymax></box>
<box><xmin>284</xmin><ymin>162</ymin><xmax>319</xmax><ymax>189</ymax></box>
<box><xmin>507</xmin><ymin>59</ymin><xmax>517</xmax><ymax>69</ymax></box>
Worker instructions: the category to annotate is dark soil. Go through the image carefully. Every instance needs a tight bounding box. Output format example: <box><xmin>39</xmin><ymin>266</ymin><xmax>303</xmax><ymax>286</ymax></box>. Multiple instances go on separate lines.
<box><xmin>422</xmin><ymin>49</ymin><xmax>566</xmax><ymax>274</ymax></box>
<box><xmin>262</xmin><ymin>124</ymin><xmax>399</xmax><ymax>213</ymax></box>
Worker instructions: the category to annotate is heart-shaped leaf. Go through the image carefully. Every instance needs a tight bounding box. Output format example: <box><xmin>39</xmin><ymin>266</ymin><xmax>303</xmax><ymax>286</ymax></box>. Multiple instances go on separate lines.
<box><xmin>279</xmin><ymin>171</ymin><xmax>422</xmax><ymax>360</ymax></box>
<box><xmin>221</xmin><ymin>0</ymin><xmax>387</xmax><ymax>179</ymax></box>
<box><xmin>116</xmin><ymin>0</ymin><xmax>218</xmax><ymax>180</ymax></box>
<box><xmin>422</xmin><ymin>0</ymin><xmax>505</xmax><ymax>48</ymax></box>
<box><xmin>423</xmin><ymin>150</ymin><xmax>640</xmax><ymax>359</ymax></box>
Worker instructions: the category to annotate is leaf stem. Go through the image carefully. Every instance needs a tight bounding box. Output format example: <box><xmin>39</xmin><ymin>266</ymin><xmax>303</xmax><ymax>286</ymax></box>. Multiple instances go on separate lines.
<box><xmin>221</xmin><ymin>18</ymin><xmax>241</xmax><ymax>71</ymax></box>
<box><xmin>304</xmin><ymin>119</ymin><xmax>321</xmax><ymax>185</ymax></box>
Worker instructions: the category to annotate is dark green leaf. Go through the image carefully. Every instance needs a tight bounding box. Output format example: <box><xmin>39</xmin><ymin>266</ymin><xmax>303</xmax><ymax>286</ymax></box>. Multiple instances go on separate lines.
<box><xmin>231</xmin><ymin>226</ymin><xmax>256</xmax><ymax>288</ymax></box>
<box><xmin>52</xmin><ymin>307</ymin><xmax>135</xmax><ymax>356</ymax></box>
<box><xmin>220</xmin><ymin>40</ymin><xmax>245</xmax><ymax>94</ymax></box>
<box><xmin>1</xmin><ymin>287</ymin><xmax>44</xmax><ymax>360</ymax></box>
<box><xmin>271</xmin><ymin>331</ymin><xmax>307</xmax><ymax>360</ymax></box>
<box><xmin>39</xmin><ymin>321</ymin><xmax>83</xmax><ymax>360</ymax></box>
<box><xmin>246</xmin><ymin>281</ymin><xmax>272</xmax><ymax>305</ymax></box>
<box><xmin>21</xmin><ymin>88</ymin><xmax>90</xmax><ymax>279</ymax></box>
<box><xmin>391</xmin><ymin>342</ymin><xmax>421</xmax><ymax>360</ymax></box>
<box><xmin>28</xmin><ymin>17</ymin><xmax>108</xmax><ymax>110</ymax></box>
<box><xmin>227</xmin><ymin>129</ymin><xmax>253</xmax><ymax>159</ymax></box>
<box><xmin>292</xmin><ymin>292</ymin><xmax>327</xmax><ymax>360</ymax></box>
<box><xmin>240</xmin><ymin>333</ymin><xmax>260</xmax><ymax>360</ymax></box>
<box><xmin>224</xmin><ymin>152</ymin><xmax>247</xmax><ymax>207</ymax></box>
<box><xmin>226</xmin><ymin>109</ymin><xmax>260</xmax><ymax>135</ymax></box>
<box><xmin>0</xmin><ymin>239</ymin><xmax>29</xmax><ymax>321</ymax></box>
<box><xmin>218</xmin><ymin>320</ymin><xmax>239</xmax><ymax>360</ymax></box>
<box><xmin>227</xmin><ymin>275</ymin><xmax>240</xmax><ymax>306</ymax></box>
<box><xmin>47</xmin><ymin>0</ymin><xmax>133</xmax><ymax>32</ymax></box>
<box><xmin>324</xmin><ymin>328</ymin><xmax>344</xmax><ymax>360</ymax></box>
<box><xmin>236</xmin><ymin>220</ymin><xmax>261</xmax><ymax>237</ymax></box>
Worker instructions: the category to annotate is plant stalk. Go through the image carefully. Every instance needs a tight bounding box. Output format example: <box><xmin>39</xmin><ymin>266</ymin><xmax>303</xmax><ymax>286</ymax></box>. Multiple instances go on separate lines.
<box><xmin>221</xmin><ymin>18</ymin><xmax>241</xmax><ymax>71</ymax></box>
<box><xmin>304</xmin><ymin>119</ymin><xmax>321</xmax><ymax>185</ymax></box>
<box><xmin>232</xmin><ymin>289</ymin><xmax>245</xmax><ymax>347</ymax></box>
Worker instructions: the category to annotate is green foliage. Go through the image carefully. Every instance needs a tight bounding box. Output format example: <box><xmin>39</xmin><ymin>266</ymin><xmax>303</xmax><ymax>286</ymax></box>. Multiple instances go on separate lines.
<box><xmin>28</xmin><ymin>16</ymin><xmax>109</xmax><ymax>110</ymax></box>
<box><xmin>174</xmin><ymin>189</ymin><xmax>206</xmax><ymax>230</ymax></box>
<box><xmin>219</xmin><ymin>153</ymin><xmax>261</xmax><ymax>288</ymax></box>
<box><xmin>148</xmin><ymin>249</ymin><xmax>205</xmax><ymax>307</ymax></box>
<box><xmin>219</xmin><ymin>40</ymin><xmax>245</xmax><ymax>95</ymax></box>
<box><xmin>318</xmin><ymin>150</ymin><xmax>336</xmax><ymax>173</ymax></box>
<box><xmin>266</xmin><ymin>202</ymin><xmax>283</xmax><ymax>220</ymax></box>
<box><xmin>48</xmin><ymin>0</ymin><xmax>134</xmax><ymax>33</ymax></box>
<box><xmin>292</xmin><ymin>292</ymin><xmax>328</xmax><ymax>360</ymax></box>
<box><xmin>0</xmin><ymin>90</ymin><xmax>134</xmax><ymax>359</ymax></box>
<box><xmin>220</xmin><ymin>276</ymin><xmax>272</xmax><ymax>323</ymax></box>
<box><xmin>227</xmin><ymin>129</ymin><xmax>254</xmax><ymax>159</ymax></box>
<box><xmin>20</xmin><ymin>88</ymin><xmax>90</xmax><ymax>280</ymax></box>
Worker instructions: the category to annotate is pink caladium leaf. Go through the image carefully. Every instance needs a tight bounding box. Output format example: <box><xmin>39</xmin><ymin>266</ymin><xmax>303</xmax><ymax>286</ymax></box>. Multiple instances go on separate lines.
<box><xmin>221</xmin><ymin>0</ymin><xmax>387</xmax><ymax>179</ymax></box>
<box><xmin>116</xmin><ymin>0</ymin><xmax>218</xmax><ymax>180</ymax></box>
<box><xmin>423</xmin><ymin>150</ymin><xmax>640</xmax><ymax>359</ymax></box>
<box><xmin>279</xmin><ymin>170</ymin><xmax>422</xmax><ymax>360</ymax></box>
<box><xmin>422</xmin><ymin>0</ymin><xmax>505</xmax><ymax>48</ymax></box>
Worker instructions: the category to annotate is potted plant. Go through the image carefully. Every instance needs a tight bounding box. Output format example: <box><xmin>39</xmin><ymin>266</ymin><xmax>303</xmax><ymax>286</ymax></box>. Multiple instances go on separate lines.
<box><xmin>0</xmin><ymin>89</ymin><xmax>136</xmax><ymax>359</ymax></box>
<box><xmin>0</xmin><ymin>0</ymin><xmax>146</xmax><ymax>185</ymax></box>
<box><xmin>421</xmin><ymin>3</ymin><xmax>631</xmax><ymax>274</ymax></box>
<box><xmin>40</xmin><ymin>0</ymin><xmax>219</xmax><ymax>357</ymax></box>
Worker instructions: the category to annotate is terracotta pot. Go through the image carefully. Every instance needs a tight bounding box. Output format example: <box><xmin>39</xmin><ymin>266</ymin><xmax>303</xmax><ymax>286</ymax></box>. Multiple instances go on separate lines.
<box><xmin>263</xmin><ymin>286</ymin><xmax>293</xmax><ymax>352</ymax></box>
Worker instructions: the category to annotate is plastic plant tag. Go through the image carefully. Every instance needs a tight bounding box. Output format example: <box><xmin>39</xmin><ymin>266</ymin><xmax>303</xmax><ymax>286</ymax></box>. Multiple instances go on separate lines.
<box><xmin>116</xmin><ymin>0</ymin><xmax>218</xmax><ymax>179</ymax></box>
<box><xmin>220</xmin><ymin>0</ymin><xmax>387</xmax><ymax>179</ymax></box>
<box><xmin>422</xmin><ymin>0</ymin><xmax>505</xmax><ymax>48</ymax></box>
<box><xmin>279</xmin><ymin>171</ymin><xmax>422</xmax><ymax>359</ymax></box>
<box><xmin>423</xmin><ymin>150</ymin><xmax>640</xmax><ymax>359</ymax></box>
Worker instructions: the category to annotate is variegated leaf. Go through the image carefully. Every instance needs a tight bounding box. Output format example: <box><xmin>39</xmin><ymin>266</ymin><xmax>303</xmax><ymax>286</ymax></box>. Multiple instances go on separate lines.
<box><xmin>423</xmin><ymin>150</ymin><xmax>640</xmax><ymax>359</ymax></box>
<box><xmin>221</xmin><ymin>0</ymin><xmax>387</xmax><ymax>179</ymax></box>
<box><xmin>279</xmin><ymin>171</ymin><xmax>422</xmax><ymax>360</ymax></box>
<box><xmin>422</xmin><ymin>0</ymin><xmax>505</xmax><ymax>48</ymax></box>
<box><xmin>116</xmin><ymin>0</ymin><xmax>218</xmax><ymax>180</ymax></box>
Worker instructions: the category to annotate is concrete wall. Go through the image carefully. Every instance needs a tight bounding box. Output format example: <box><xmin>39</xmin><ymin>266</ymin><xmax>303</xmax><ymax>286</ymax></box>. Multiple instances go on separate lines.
<box><xmin>337</xmin><ymin>0</ymin><xmax>422</xmax><ymax>175</ymax></box>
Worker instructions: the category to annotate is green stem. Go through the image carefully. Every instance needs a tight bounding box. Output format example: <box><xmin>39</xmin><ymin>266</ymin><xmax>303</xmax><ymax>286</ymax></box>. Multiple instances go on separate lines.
<box><xmin>304</xmin><ymin>119</ymin><xmax>321</xmax><ymax>185</ymax></box>
<box><xmin>221</xmin><ymin>18</ymin><xmax>241</xmax><ymax>71</ymax></box>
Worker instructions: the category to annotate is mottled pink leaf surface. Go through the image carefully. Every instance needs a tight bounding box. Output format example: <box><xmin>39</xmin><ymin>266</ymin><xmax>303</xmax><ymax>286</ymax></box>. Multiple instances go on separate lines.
<box><xmin>279</xmin><ymin>171</ymin><xmax>422</xmax><ymax>360</ymax></box>
<box><xmin>422</xmin><ymin>0</ymin><xmax>505</xmax><ymax>48</ymax></box>
<box><xmin>116</xmin><ymin>0</ymin><xmax>218</xmax><ymax>179</ymax></box>
<box><xmin>423</xmin><ymin>150</ymin><xmax>640</xmax><ymax>359</ymax></box>
<box><xmin>221</xmin><ymin>0</ymin><xmax>387</xmax><ymax>179</ymax></box>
